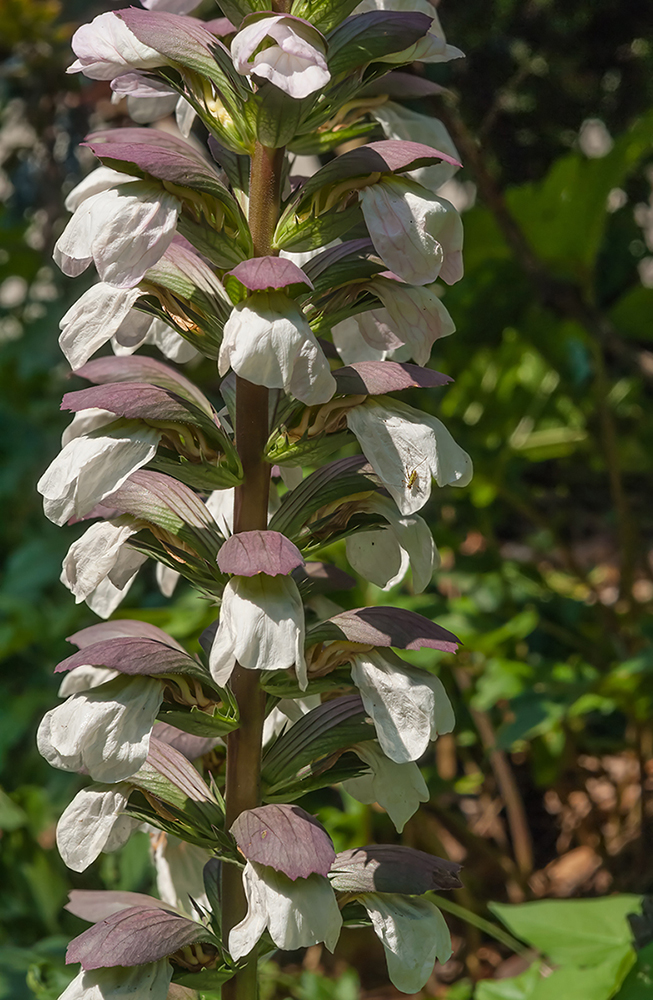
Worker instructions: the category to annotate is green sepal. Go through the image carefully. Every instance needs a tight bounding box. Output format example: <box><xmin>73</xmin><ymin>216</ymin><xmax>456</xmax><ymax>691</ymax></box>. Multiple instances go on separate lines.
<box><xmin>259</xmin><ymin>671</ymin><xmax>349</xmax><ymax>698</ymax></box>
<box><xmin>263</xmin><ymin>752</ymin><xmax>370</xmax><ymax>801</ymax></box>
<box><xmin>288</xmin><ymin>120</ymin><xmax>376</xmax><ymax>156</ymax></box>
<box><xmin>273</xmin><ymin>203</ymin><xmax>364</xmax><ymax>252</ymax></box>
<box><xmin>147</xmin><ymin>453</ymin><xmax>243</xmax><ymax>491</ymax></box>
<box><xmin>254</xmin><ymin>84</ymin><xmax>310</xmax><ymax>148</ymax></box>
<box><xmin>173</xmin><ymin>967</ymin><xmax>238</xmax><ymax>991</ymax></box>
<box><xmin>177</xmin><ymin>215</ymin><xmax>251</xmax><ymax>270</ymax></box>
<box><xmin>267</xmin><ymin>457</ymin><xmax>377</xmax><ymax>541</ymax></box>
<box><xmin>291</xmin><ymin>0</ymin><xmax>366</xmax><ymax>35</ymax></box>
<box><xmin>215</xmin><ymin>0</ymin><xmax>269</xmax><ymax>30</ymax></box>
<box><xmin>326</xmin><ymin>11</ymin><xmax>432</xmax><ymax>76</ymax></box>
<box><xmin>265</xmin><ymin>429</ymin><xmax>352</xmax><ymax>473</ymax></box>
<box><xmin>157</xmin><ymin>702</ymin><xmax>239</xmax><ymax>738</ymax></box>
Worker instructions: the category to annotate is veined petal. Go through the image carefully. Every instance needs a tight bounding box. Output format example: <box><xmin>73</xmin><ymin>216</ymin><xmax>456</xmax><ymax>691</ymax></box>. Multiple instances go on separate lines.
<box><xmin>351</xmin><ymin>648</ymin><xmax>454</xmax><ymax>763</ymax></box>
<box><xmin>59</xmin><ymin>284</ymin><xmax>142</xmax><ymax>370</ymax></box>
<box><xmin>367</xmin><ymin>276</ymin><xmax>455</xmax><ymax>366</ymax></box>
<box><xmin>68</xmin><ymin>11</ymin><xmax>165</xmax><ymax>81</ymax></box>
<box><xmin>58</xmin><ymin>665</ymin><xmax>120</xmax><ymax>697</ymax></box>
<box><xmin>65</xmin><ymin>166</ymin><xmax>137</xmax><ymax>212</ymax></box>
<box><xmin>229</xmin><ymin>861</ymin><xmax>342</xmax><ymax>960</ymax></box>
<box><xmin>61</xmin><ymin>520</ymin><xmax>142</xmax><ymax>604</ymax></box>
<box><xmin>219</xmin><ymin>294</ymin><xmax>335</xmax><ymax>405</ymax></box>
<box><xmin>231</xmin><ymin>15</ymin><xmax>329</xmax><ymax>99</ymax></box>
<box><xmin>360</xmin><ymin>178</ymin><xmax>463</xmax><ymax>287</ymax></box>
<box><xmin>37</xmin><ymin>423</ymin><xmax>161</xmax><ymax>526</ymax></box>
<box><xmin>57</xmin><ymin>783</ymin><xmax>137</xmax><ymax>872</ymax></box>
<box><xmin>343</xmin><ymin>741</ymin><xmax>428</xmax><ymax>832</ymax></box>
<box><xmin>58</xmin><ymin>962</ymin><xmax>172</xmax><ymax>1000</ymax></box>
<box><xmin>371</xmin><ymin>103</ymin><xmax>459</xmax><ymax>193</ymax></box>
<box><xmin>37</xmin><ymin>676</ymin><xmax>164</xmax><ymax>782</ymax></box>
<box><xmin>55</xmin><ymin>183</ymin><xmax>181</xmax><ymax>290</ymax></box>
<box><xmin>346</xmin><ymin>494</ymin><xmax>437</xmax><ymax>592</ymax></box>
<box><xmin>209</xmin><ymin>575</ymin><xmax>306</xmax><ymax>689</ymax></box>
<box><xmin>153</xmin><ymin>833</ymin><xmax>212</xmax><ymax>915</ymax></box>
<box><xmin>346</xmin><ymin>397</ymin><xmax>472</xmax><ymax>516</ymax></box>
<box><xmin>359</xmin><ymin>894</ymin><xmax>451</xmax><ymax>993</ymax></box>
<box><xmin>332</xmin><ymin>315</ymin><xmax>388</xmax><ymax>365</ymax></box>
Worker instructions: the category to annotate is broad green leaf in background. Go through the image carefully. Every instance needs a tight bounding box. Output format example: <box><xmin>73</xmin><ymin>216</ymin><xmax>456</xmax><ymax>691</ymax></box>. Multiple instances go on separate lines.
<box><xmin>489</xmin><ymin>896</ymin><xmax>641</xmax><ymax>967</ymax></box>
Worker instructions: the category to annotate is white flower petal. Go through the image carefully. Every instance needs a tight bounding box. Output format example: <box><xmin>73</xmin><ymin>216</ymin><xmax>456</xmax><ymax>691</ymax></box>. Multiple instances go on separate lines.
<box><xmin>38</xmin><ymin>424</ymin><xmax>161</xmax><ymax>526</ymax></box>
<box><xmin>58</xmin><ymin>665</ymin><xmax>120</xmax><ymax>697</ymax></box>
<box><xmin>56</xmin><ymin>783</ymin><xmax>136</xmax><ymax>872</ymax></box>
<box><xmin>372</xmin><ymin>102</ymin><xmax>460</xmax><ymax>193</ymax></box>
<box><xmin>219</xmin><ymin>295</ymin><xmax>335</xmax><ymax>405</ymax></box>
<box><xmin>346</xmin><ymin>529</ymin><xmax>408</xmax><ymax>591</ymax></box>
<box><xmin>61</xmin><ymin>409</ymin><xmax>117</xmax><ymax>447</ymax></box>
<box><xmin>68</xmin><ymin>11</ymin><xmax>165</xmax><ymax>81</ymax></box>
<box><xmin>65</xmin><ymin>167</ymin><xmax>137</xmax><ymax>213</ymax></box>
<box><xmin>58</xmin><ymin>962</ymin><xmax>172</xmax><ymax>1000</ymax></box>
<box><xmin>156</xmin><ymin>562</ymin><xmax>181</xmax><ymax>598</ymax></box>
<box><xmin>55</xmin><ymin>182</ymin><xmax>181</xmax><ymax>289</ymax></box>
<box><xmin>368</xmin><ymin>277</ymin><xmax>455</xmax><ymax>366</ymax></box>
<box><xmin>343</xmin><ymin>741</ymin><xmax>428</xmax><ymax>832</ymax></box>
<box><xmin>61</xmin><ymin>520</ymin><xmax>141</xmax><ymax>603</ymax></box>
<box><xmin>360</xmin><ymin>178</ymin><xmax>463</xmax><ymax>287</ymax></box>
<box><xmin>351</xmin><ymin>648</ymin><xmax>454</xmax><ymax>763</ymax></box>
<box><xmin>231</xmin><ymin>16</ymin><xmax>329</xmax><ymax>99</ymax></box>
<box><xmin>59</xmin><ymin>284</ymin><xmax>142</xmax><ymax>370</ymax></box>
<box><xmin>205</xmin><ymin>488</ymin><xmax>234</xmax><ymax>537</ymax></box>
<box><xmin>346</xmin><ymin>397</ymin><xmax>472</xmax><ymax>516</ymax></box>
<box><xmin>210</xmin><ymin>575</ymin><xmax>306</xmax><ymax>689</ymax></box>
<box><xmin>37</xmin><ymin>676</ymin><xmax>164</xmax><ymax>782</ymax></box>
<box><xmin>229</xmin><ymin>862</ymin><xmax>342</xmax><ymax>961</ymax></box>
<box><xmin>347</xmin><ymin>494</ymin><xmax>437</xmax><ymax>593</ymax></box>
<box><xmin>153</xmin><ymin>833</ymin><xmax>212</xmax><ymax>914</ymax></box>
<box><xmin>360</xmin><ymin>894</ymin><xmax>451</xmax><ymax>993</ymax></box>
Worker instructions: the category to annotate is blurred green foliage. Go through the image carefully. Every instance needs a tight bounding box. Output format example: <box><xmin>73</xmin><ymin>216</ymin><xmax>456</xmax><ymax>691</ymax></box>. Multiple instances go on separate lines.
<box><xmin>1</xmin><ymin>0</ymin><xmax>653</xmax><ymax>996</ymax></box>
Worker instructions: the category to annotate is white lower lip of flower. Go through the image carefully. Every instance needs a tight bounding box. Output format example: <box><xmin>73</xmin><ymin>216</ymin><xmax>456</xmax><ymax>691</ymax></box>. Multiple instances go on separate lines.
<box><xmin>346</xmin><ymin>529</ymin><xmax>409</xmax><ymax>591</ymax></box>
<box><xmin>37</xmin><ymin>676</ymin><xmax>164</xmax><ymax>783</ymax></box>
<box><xmin>351</xmin><ymin>648</ymin><xmax>455</xmax><ymax>763</ymax></box>
<box><xmin>54</xmin><ymin>182</ymin><xmax>181</xmax><ymax>290</ymax></box>
<box><xmin>209</xmin><ymin>575</ymin><xmax>307</xmax><ymax>690</ymax></box>
<box><xmin>342</xmin><ymin>741</ymin><xmax>428</xmax><ymax>832</ymax></box>
<box><xmin>153</xmin><ymin>833</ymin><xmax>212</xmax><ymax>915</ymax></box>
<box><xmin>58</xmin><ymin>961</ymin><xmax>172</xmax><ymax>1000</ymax></box>
<box><xmin>346</xmin><ymin>495</ymin><xmax>438</xmax><ymax>593</ymax></box>
<box><xmin>331</xmin><ymin>316</ymin><xmax>388</xmax><ymax>365</ymax></box>
<box><xmin>58</xmin><ymin>665</ymin><xmax>121</xmax><ymax>697</ymax></box>
<box><xmin>61</xmin><ymin>409</ymin><xmax>118</xmax><ymax>447</ymax></box>
<box><xmin>64</xmin><ymin>166</ymin><xmax>137</xmax><ymax>213</ymax></box>
<box><xmin>359</xmin><ymin>180</ymin><xmax>463</xmax><ymax>287</ymax></box>
<box><xmin>251</xmin><ymin>45</ymin><xmax>330</xmax><ymax>99</ymax></box>
<box><xmin>368</xmin><ymin>277</ymin><xmax>456</xmax><ymax>366</ymax></box>
<box><xmin>56</xmin><ymin>783</ymin><xmax>137</xmax><ymax>872</ymax></box>
<box><xmin>229</xmin><ymin>861</ymin><xmax>343</xmax><ymax>961</ymax></box>
<box><xmin>371</xmin><ymin>103</ymin><xmax>460</xmax><ymax>195</ymax></box>
<box><xmin>346</xmin><ymin>397</ymin><xmax>473</xmax><ymax>516</ymax></box>
<box><xmin>68</xmin><ymin>11</ymin><xmax>165</xmax><ymax>82</ymax></box>
<box><xmin>61</xmin><ymin>520</ymin><xmax>143</xmax><ymax>603</ymax></box>
<box><xmin>219</xmin><ymin>297</ymin><xmax>336</xmax><ymax>405</ymax></box>
<box><xmin>59</xmin><ymin>283</ymin><xmax>142</xmax><ymax>371</ymax></box>
<box><xmin>37</xmin><ymin>423</ymin><xmax>161</xmax><ymax>526</ymax></box>
<box><xmin>358</xmin><ymin>894</ymin><xmax>452</xmax><ymax>993</ymax></box>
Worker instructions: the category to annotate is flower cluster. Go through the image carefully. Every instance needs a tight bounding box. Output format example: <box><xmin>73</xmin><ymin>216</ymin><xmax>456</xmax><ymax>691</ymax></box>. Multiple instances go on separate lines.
<box><xmin>37</xmin><ymin>0</ymin><xmax>475</xmax><ymax>995</ymax></box>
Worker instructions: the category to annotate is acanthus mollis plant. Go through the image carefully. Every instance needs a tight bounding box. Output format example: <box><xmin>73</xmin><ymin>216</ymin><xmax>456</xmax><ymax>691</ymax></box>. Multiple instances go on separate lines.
<box><xmin>40</xmin><ymin>0</ymin><xmax>474</xmax><ymax>996</ymax></box>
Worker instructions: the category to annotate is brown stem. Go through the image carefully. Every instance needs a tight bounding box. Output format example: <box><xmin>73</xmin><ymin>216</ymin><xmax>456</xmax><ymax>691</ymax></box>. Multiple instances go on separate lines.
<box><xmin>455</xmin><ymin>669</ymin><xmax>534</xmax><ymax>880</ymax></box>
<box><xmin>221</xmin><ymin>141</ymin><xmax>285</xmax><ymax>1000</ymax></box>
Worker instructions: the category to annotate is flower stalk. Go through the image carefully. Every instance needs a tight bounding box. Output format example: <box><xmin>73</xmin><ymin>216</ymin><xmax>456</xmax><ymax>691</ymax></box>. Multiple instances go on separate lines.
<box><xmin>37</xmin><ymin>3</ymin><xmax>475</xmax><ymax>997</ymax></box>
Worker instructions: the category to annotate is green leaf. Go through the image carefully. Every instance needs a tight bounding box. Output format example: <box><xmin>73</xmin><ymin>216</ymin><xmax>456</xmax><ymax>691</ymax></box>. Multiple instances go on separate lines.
<box><xmin>489</xmin><ymin>897</ymin><xmax>642</xmax><ymax>967</ymax></box>
<box><xmin>610</xmin><ymin>286</ymin><xmax>653</xmax><ymax>342</ymax></box>
<box><xmin>475</xmin><ymin>960</ymin><xmax>542</xmax><ymax>1000</ymax></box>
<box><xmin>614</xmin><ymin>941</ymin><xmax>653</xmax><ymax>999</ymax></box>
<box><xmin>528</xmin><ymin>947</ymin><xmax>635</xmax><ymax>1000</ymax></box>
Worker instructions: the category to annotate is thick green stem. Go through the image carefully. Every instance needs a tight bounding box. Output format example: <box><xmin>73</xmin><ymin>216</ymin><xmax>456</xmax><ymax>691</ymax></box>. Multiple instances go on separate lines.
<box><xmin>221</xmin><ymin>140</ymin><xmax>285</xmax><ymax>1000</ymax></box>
